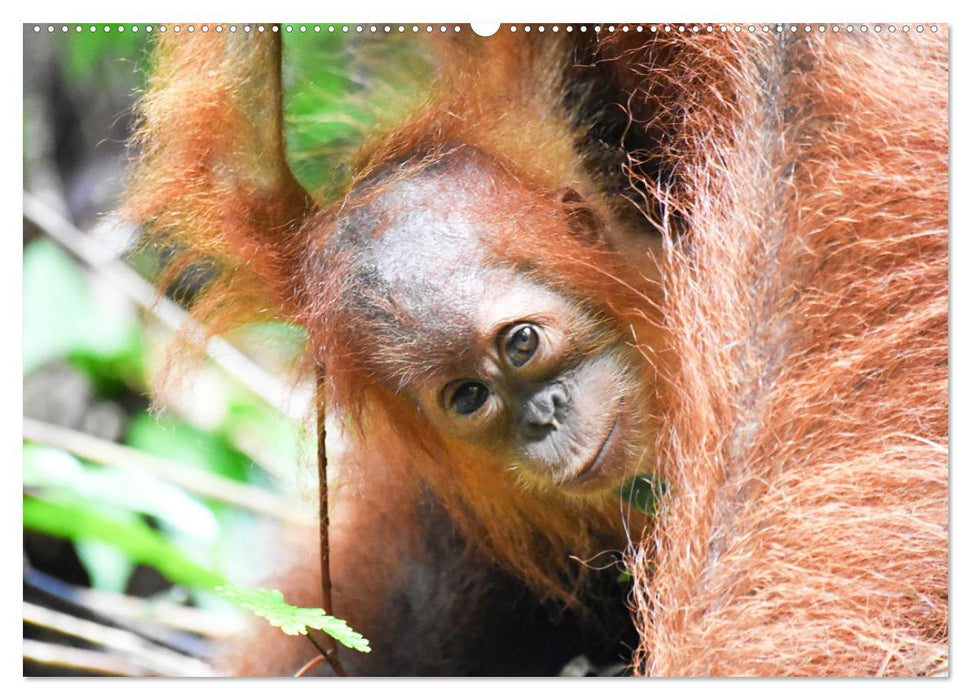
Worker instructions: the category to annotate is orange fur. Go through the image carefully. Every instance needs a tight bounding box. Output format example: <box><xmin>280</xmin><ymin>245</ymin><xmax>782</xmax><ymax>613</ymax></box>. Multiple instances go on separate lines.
<box><xmin>619</xmin><ymin>30</ymin><xmax>948</xmax><ymax>676</ymax></box>
<box><xmin>124</xmin><ymin>26</ymin><xmax>948</xmax><ymax>676</ymax></box>
<box><xmin>297</xmin><ymin>146</ymin><xmax>663</xmax><ymax>601</ymax></box>
<box><xmin>123</xmin><ymin>31</ymin><xmax>311</xmax><ymax>364</ymax></box>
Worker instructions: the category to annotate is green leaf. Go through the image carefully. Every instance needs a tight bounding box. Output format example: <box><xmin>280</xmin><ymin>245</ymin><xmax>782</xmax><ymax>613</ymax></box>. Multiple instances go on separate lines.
<box><xmin>215</xmin><ymin>585</ymin><xmax>370</xmax><ymax>653</ymax></box>
<box><xmin>619</xmin><ymin>474</ymin><xmax>668</xmax><ymax>516</ymax></box>
<box><xmin>23</xmin><ymin>495</ymin><xmax>225</xmax><ymax>590</ymax></box>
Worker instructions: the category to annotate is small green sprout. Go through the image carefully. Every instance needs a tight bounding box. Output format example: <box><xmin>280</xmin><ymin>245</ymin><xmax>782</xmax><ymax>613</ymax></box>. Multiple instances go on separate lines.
<box><xmin>619</xmin><ymin>473</ymin><xmax>668</xmax><ymax>516</ymax></box>
<box><xmin>215</xmin><ymin>584</ymin><xmax>370</xmax><ymax>653</ymax></box>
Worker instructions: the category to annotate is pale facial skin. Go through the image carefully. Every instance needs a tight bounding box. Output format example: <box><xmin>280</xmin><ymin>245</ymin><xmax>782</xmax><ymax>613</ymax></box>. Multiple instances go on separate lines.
<box><xmin>404</xmin><ymin>274</ymin><xmax>647</xmax><ymax>494</ymax></box>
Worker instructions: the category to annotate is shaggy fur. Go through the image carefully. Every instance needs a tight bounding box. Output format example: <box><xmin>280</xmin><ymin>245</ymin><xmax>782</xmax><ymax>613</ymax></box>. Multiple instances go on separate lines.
<box><xmin>123</xmin><ymin>26</ymin><xmax>948</xmax><ymax>676</ymax></box>
<box><xmin>619</xmin><ymin>30</ymin><xmax>949</xmax><ymax>676</ymax></box>
<box><xmin>123</xmin><ymin>32</ymin><xmax>311</xmax><ymax>360</ymax></box>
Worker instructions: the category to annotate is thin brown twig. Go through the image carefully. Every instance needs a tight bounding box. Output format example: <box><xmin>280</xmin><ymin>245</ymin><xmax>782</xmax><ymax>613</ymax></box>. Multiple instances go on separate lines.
<box><xmin>294</xmin><ymin>654</ymin><xmax>326</xmax><ymax>677</ymax></box>
<box><xmin>304</xmin><ymin>631</ymin><xmax>347</xmax><ymax>677</ymax></box>
<box><xmin>315</xmin><ymin>365</ymin><xmax>346</xmax><ymax>677</ymax></box>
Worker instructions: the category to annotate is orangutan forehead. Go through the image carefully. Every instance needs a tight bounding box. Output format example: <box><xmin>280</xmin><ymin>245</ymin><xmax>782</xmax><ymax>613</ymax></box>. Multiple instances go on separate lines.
<box><xmin>330</xmin><ymin>156</ymin><xmax>513</xmax><ymax>327</ymax></box>
<box><xmin>324</xmin><ymin>151</ymin><xmax>575</xmax><ymax>385</ymax></box>
<box><xmin>343</xmin><ymin>201</ymin><xmax>489</xmax><ymax>324</ymax></box>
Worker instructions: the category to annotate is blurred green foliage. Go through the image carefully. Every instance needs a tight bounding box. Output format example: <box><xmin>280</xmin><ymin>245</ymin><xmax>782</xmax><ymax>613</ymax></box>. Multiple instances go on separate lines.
<box><xmin>24</xmin><ymin>496</ymin><xmax>225</xmax><ymax>590</ymax></box>
<box><xmin>61</xmin><ymin>26</ymin><xmax>150</xmax><ymax>86</ymax></box>
<box><xmin>23</xmin><ymin>231</ymin><xmax>295</xmax><ymax>597</ymax></box>
<box><xmin>126</xmin><ymin>414</ymin><xmax>250</xmax><ymax>483</ymax></box>
<box><xmin>23</xmin><ymin>239</ymin><xmax>141</xmax><ymax>378</ymax></box>
<box><xmin>24</xmin><ymin>27</ymin><xmax>431</xmax><ymax>618</ymax></box>
<box><xmin>282</xmin><ymin>33</ymin><xmax>371</xmax><ymax>194</ymax></box>
<box><xmin>282</xmin><ymin>31</ymin><xmax>434</xmax><ymax>198</ymax></box>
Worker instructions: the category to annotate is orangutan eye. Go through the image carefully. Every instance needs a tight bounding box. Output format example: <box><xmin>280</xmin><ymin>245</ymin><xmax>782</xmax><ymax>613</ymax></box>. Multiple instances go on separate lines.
<box><xmin>504</xmin><ymin>324</ymin><xmax>539</xmax><ymax>367</ymax></box>
<box><xmin>449</xmin><ymin>381</ymin><xmax>490</xmax><ymax>415</ymax></box>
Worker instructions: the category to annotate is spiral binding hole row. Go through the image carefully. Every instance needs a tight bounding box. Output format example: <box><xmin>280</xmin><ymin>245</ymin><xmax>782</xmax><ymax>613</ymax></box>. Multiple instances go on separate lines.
<box><xmin>31</xmin><ymin>24</ymin><xmax>941</xmax><ymax>36</ymax></box>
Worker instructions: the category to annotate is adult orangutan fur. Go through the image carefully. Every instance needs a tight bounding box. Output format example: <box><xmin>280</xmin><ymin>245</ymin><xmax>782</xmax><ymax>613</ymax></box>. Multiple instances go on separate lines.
<box><xmin>123</xmin><ymin>25</ymin><xmax>948</xmax><ymax>676</ymax></box>
<box><xmin>618</xmin><ymin>30</ymin><xmax>949</xmax><ymax>676</ymax></box>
